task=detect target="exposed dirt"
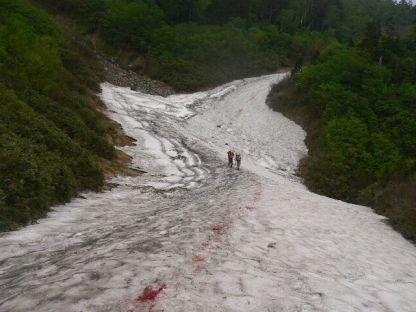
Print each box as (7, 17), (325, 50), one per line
(85, 92), (144, 183)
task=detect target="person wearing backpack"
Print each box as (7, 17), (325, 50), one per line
(235, 153), (241, 170)
(227, 150), (235, 168)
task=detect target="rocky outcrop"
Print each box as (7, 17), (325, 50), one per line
(98, 56), (175, 97)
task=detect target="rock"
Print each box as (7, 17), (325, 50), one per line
(267, 242), (276, 248)
(99, 55), (175, 97)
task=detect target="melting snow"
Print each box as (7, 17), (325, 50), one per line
(0, 74), (416, 312)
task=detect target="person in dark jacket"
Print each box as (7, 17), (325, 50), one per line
(227, 150), (235, 168)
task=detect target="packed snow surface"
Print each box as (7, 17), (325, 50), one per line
(1, 74), (416, 312)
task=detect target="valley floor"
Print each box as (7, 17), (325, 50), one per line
(0, 74), (415, 312)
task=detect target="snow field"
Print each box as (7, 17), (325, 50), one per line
(0, 74), (415, 312)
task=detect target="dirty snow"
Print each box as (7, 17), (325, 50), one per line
(1, 74), (416, 312)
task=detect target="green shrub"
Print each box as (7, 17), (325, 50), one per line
(0, 0), (113, 231)
(288, 41), (416, 240)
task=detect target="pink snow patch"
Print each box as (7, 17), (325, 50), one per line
(245, 203), (256, 211)
(211, 225), (226, 234)
(192, 254), (205, 262)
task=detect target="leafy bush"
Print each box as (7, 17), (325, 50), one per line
(0, 0), (113, 231)
(279, 39), (416, 240)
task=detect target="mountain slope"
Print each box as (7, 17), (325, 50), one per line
(0, 0), (116, 231)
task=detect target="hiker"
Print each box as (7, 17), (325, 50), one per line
(235, 153), (241, 170)
(227, 150), (234, 168)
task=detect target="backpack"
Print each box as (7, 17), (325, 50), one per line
(236, 154), (241, 161)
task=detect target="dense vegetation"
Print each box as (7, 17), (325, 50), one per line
(34, 0), (415, 91)
(269, 22), (416, 240)
(1, 0), (415, 240)
(0, 0), (115, 231)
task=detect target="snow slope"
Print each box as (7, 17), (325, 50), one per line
(0, 74), (416, 312)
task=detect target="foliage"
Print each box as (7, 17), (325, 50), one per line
(290, 38), (416, 239)
(34, 0), (415, 90)
(100, 0), (165, 52)
(0, 0), (115, 231)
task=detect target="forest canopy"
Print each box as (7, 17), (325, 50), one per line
(35, 0), (416, 90)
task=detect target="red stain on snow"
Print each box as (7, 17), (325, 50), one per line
(192, 254), (205, 262)
(137, 284), (166, 301)
(128, 284), (167, 312)
(245, 203), (256, 211)
(238, 189), (262, 217)
(211, 225), (226, 234)
(127, 188), (265, 310)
